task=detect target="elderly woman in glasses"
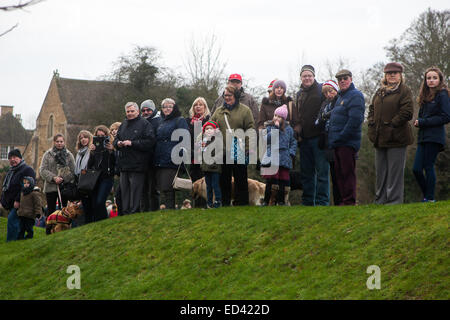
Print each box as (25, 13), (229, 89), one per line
(154, 98), (189, 209)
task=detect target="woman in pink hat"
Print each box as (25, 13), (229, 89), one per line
(260, 104), (297, 205)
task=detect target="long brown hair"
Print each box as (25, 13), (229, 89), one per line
(417, 66), (449, 106)
(76, 130), (93, 151)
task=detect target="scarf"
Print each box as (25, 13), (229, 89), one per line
(223, 101), (238, 111)
(379, 80), (401, 97)
(2, 160), (26, 192)
(190, 113), (205, 125)
(75, 146), (90, 175)
(53, 147), (67, 167)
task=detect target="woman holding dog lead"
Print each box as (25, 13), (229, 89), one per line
(86, 125), (116, 222)
(39, 133), (76, 217)
(211, 85), (255, 206)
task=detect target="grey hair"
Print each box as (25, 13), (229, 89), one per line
(161, 98), (176, 107)
(124, 102), (139, 112)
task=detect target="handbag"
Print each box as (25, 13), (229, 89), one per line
(77, 169), (101, 194)
(172, 162), (193, 191)
(60, 182), (80, 200)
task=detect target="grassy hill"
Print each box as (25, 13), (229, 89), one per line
(0, 201), (448, 300)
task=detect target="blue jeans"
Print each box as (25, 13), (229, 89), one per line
(413, 142), (440, 200)
(299, 136), (330, 206)
(92, 178), (114, 221)
(7, 208), (20, 242)
(205, 172), (221, 207)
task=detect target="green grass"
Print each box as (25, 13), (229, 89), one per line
(0, 201), (449, 300)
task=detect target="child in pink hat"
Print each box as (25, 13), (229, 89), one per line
(260, 104), (297, 206)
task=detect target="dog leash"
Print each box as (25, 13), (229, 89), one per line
(57, 184), (63, 210)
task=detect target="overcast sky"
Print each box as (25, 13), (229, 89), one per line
(1, 0), (448, 129)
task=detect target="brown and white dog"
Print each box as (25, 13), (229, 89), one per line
(192, 177), (266, 206)
(46, 201), (84, 234)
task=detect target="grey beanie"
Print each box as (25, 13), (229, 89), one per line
(301, 65), (315, 76)
(272, 79), (287, 92)
(140, 99), (156, 112)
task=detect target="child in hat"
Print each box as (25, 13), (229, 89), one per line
(198, 120), (222, 208)
(17, 176), (42, 239)
(260, 104), (297, 205)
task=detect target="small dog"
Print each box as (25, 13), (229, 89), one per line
(46, 201), (83, 234)
(192, 177), (266, 206)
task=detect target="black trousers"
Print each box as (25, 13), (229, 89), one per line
(220, 164), (249, 206)
(18, 216), (35, 239)
(120, 171), (145, 215)
(140, 167), (160, 212)
(45, 191), (68, 216)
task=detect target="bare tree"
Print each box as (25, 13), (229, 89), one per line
(0, 0), (44, 37)
(184, 33), (227, 94)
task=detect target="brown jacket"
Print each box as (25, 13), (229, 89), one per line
(18, 187), (42, 219)
(368, 82), (414, 148)
(257, 96), (294, 130)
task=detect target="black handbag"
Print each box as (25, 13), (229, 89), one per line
(60, 182), (80, 200)
(77, 169), (101, 194)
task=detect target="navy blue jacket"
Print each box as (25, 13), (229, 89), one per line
(328, 83), (365, 151)
(146, 112), (163, 166)
(154, 107), (190, 169)
(113, 115), (155, 172)
(0, 161), (36, 210)
(417, 89), (450, 148)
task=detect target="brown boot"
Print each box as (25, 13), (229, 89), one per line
(269, 184), (278, 206)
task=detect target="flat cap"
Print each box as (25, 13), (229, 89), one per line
(335, 69), (352, 78)
(384, 62), (403, 73)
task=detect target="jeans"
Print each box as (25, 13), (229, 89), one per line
(413, 142), (440, 201)
(205, 172), (221, 207)
(299, 137), (330, 206)
(92, 177), (114, 221)
(6, 208), (20, 242)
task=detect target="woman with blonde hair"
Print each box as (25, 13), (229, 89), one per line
(186, 97), (211, 207)
(367, 62), (414, 204)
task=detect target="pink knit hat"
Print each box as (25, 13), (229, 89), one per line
(274, 104), (288, 120)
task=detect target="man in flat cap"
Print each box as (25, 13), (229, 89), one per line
(328, 69), (365, 205)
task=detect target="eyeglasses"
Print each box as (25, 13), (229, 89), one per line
(223, 94), (233, 98)
(141, 108), (151, 112)
(337, 76), (349, 81)
(162, 105), (174, 109)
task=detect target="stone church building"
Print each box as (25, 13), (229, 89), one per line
(23, 72), (136, 174)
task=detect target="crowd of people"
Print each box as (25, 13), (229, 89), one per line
(1, 64), (449, 242)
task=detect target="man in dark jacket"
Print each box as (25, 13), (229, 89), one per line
(114, 102), (155, 215)
(328, 69), (365, 205)
(0, 149), (36, 242)
(211, 73), (259, 122)
(291, 65), (329, 206)
(139, 99), (162, 212)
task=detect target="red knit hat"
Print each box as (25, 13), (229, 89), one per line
(268, 79), (277, 91)
(228, 74), (242, 82)
(202, 120), (219, 132)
